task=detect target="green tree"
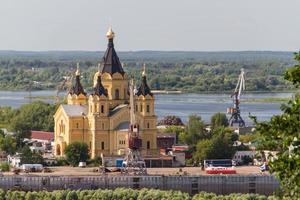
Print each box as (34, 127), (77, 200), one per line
(162, 125), (185, 144)
(210, 112), (229, 130)
(192, 127), (237, 164)
(8, 101), (57, 147)
(20, 146), (44, 164)
(0, 135), (16, 155)
(64, 142), (89, 167)
(252, 52), (300, 198)
(0, 162), (10, 172)
(180, 115), (206, 150)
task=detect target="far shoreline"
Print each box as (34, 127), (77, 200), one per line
(0, 89), (296, 95)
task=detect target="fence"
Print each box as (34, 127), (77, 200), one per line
(0, 175), (279, 195)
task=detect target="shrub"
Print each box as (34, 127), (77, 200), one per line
(66, 191), (78, 200)
(0, 189), (5, 200)
(87, 157), (102, 167)
(0, 188), (296, 200)
(55, 158), (69, 166)
(0, 162), (10, 172)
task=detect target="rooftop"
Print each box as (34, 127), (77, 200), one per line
(31, 130), (54, 141)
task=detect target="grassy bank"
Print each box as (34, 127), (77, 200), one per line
(243, 97), (290, 103)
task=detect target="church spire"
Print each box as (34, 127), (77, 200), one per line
(69, 62), (86, 96)
(101, 26), (125, 76)
(136, 64), (153, 97)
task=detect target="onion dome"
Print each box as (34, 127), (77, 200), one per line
(101, 26), (125, 76)
(92, 64), (108, 97)
(69, 63), (86, 96)
(136, 64), (153, 96)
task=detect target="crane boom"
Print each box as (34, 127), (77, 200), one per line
(129, 79), (135, 125)
(227, 69), (246, 127)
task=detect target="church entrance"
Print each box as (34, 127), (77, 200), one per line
(56, 144), (61, 156)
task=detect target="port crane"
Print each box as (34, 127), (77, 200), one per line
(55, 70), (74, 103)
(227, 69), (245, 127)
(122, 79), (147, 175)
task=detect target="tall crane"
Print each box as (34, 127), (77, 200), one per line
(122, 79), (147, 175)
(227, 69), (246, 127)
(55, 71), (74, 104)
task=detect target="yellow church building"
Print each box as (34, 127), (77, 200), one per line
(54, 27), (158, 159)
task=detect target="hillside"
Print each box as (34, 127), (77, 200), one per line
(0, 51), (295, 92)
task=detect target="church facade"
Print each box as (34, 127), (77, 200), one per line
(54, 27), (158, 158)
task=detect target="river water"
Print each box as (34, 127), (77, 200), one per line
(0, 90), (292, 124)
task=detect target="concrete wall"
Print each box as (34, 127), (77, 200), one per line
(0, 175), (279, 195)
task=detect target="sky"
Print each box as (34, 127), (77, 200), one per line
(0, 0), (299, 51)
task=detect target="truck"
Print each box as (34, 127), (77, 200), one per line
(21, 164), (43, 172)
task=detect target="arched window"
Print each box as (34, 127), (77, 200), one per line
(115, 89), (119, 100)
(146, 105), (150, 113)
(101, 105), (104, 113)
(147, 123), (150, 129)
(140, 105), (143, 112)
(101, 142), (105, 150)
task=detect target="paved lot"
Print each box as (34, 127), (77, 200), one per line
(3, 166), (268, 176)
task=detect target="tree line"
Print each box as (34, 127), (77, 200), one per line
(0, 51), (295, 92)
(0, 188), (286, 200)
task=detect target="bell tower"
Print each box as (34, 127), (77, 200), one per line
(135, 64), (157, 154)
(88, 64), (109, 116)
(67, 63), (87, 105)
(100, 26), (129, 109)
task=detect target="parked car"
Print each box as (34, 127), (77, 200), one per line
(78, 162), (86, 168)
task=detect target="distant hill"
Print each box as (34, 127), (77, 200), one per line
(0, 50), (296, 92)
(0, 50), (295, 63)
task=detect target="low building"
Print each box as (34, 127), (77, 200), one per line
(233, 126), (255, 134)
(157, 133), (176, 150)
(31, 130), (54, 143)
(169, 151), (185, 167)
(144, 156), (174, 168)
(172, 145), (191, 159)
(30, 130), (54, 152)
(7, 154), (21, 168)
(232, 151), (256, 164)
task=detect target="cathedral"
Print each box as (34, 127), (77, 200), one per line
(54, 27), (158, 158)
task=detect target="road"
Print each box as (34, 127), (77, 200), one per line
(4, 166), (268, 176)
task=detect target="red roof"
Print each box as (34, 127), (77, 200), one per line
(31, 131), (54, 141)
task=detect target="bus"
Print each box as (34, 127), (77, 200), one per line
(203, 159), (235, 168)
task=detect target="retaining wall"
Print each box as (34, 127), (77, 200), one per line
(0, 175), (279, 195)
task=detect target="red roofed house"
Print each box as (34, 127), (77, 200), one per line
(30, 131), (54, 152)
(31, 131), (54, 142)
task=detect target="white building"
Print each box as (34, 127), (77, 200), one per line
(232, 151), (256, 164)
(7, 154), (21, 168)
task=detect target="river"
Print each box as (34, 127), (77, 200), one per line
(0, 90), (292, 124)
